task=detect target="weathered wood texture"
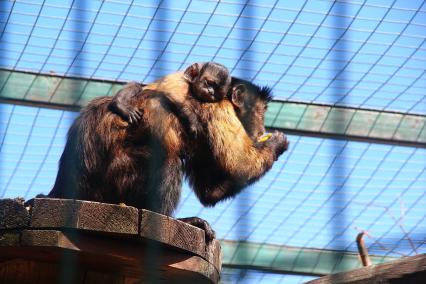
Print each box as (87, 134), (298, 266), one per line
(0, 198), (29, 229)
(0, 198), (221, 284)
(307, 253), (426, 284)
(31, 198), (139, 235)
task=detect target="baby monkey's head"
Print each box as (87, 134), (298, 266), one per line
(184, 62), (231, 102)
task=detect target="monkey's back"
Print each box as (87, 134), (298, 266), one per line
(143, 71), (189, 104)
(49, 91), (187, 214)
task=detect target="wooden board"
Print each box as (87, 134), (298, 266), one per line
(0, 198), (29, 229)
(31, 198), (139, 236)
(307, 253), (426, 284)
(140, 209), (206, 258)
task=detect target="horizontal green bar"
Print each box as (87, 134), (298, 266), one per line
(1, 69), (425, 146)
(0, 69), (124, 105)
(220, 240), (398, 276)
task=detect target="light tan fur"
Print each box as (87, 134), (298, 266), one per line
(143, 71), (189, 105)
(202, 100), (275, 181)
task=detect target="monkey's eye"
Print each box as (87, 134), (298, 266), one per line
(205, 80), (216, 89)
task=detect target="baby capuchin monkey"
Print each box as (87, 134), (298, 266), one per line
(109, 62), (231, 134)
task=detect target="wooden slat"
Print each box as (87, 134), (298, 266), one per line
(0, 232), (20, 246)
(0, 198), (29, 229)
(140, 209), (206, 259)
(306, 253), (426, 284)
(31, 198), (139, 236)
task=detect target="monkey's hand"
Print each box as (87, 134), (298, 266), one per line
(264, 131), (289, 160)
(178, 217), (216, 243)
(109, 101), (142, 125)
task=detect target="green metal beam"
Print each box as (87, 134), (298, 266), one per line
(266, 101), (426, 147)
(1, 69), (425, 147)
(0, 69), (124, 106)
(220, 240), (398, 276)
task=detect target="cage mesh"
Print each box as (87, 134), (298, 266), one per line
(0, 1), (425, 283)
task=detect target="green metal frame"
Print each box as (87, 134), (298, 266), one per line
(1, 69), (425, 147)
(220, 240), (397, 276)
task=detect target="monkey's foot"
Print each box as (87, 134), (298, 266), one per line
(178, 217), (216, 243)
(24, 194), (47, 209)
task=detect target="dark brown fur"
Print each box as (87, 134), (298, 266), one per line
(49, 87), (187, 215)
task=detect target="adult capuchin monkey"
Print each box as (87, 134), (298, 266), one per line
(45, 65), (289, 242)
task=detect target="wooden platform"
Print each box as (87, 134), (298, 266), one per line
(0, 198), (221, 284)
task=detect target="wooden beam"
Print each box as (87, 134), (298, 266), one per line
(306, 253), (426, 284)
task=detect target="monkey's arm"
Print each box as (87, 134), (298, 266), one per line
(170, 100), (203, 136)
(187, 101), (288, 206)
(207, 101), (287, 179)
(109, 82), (143, 124)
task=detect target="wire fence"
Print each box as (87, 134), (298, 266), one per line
(0, 1), (425, 283)
(0, 0), (424, 111)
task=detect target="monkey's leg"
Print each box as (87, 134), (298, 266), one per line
(181, 106), (202, 136)
(136, 149), (184, 215)
(154, 157), (184, 216)
(178, 217), (216, 243)
(171, 101), (203, 136)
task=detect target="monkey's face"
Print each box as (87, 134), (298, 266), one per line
(249, 100), (268, 140)
(238, 96), (267, 141)
(185, 62), (231, 103)
(230, 81), (272, 142)
(192, 75), (230, 102)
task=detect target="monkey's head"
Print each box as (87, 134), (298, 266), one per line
(184, 62), (231, 102)
(229, 77), (273, 141)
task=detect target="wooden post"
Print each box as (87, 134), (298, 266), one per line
(0, 198), (221, 284)
(356, 232), (371, 267)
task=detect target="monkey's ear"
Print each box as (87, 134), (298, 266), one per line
(231, 84), (246, 108)
(183, 63), (201, 82)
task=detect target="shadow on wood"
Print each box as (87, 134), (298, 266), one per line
(0, 198), (221, 284)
